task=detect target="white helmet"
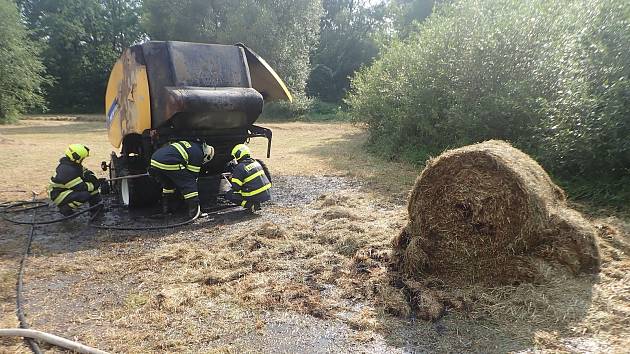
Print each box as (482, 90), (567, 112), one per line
(202, 142), (214, 164)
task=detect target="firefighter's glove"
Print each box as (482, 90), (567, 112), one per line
(99, 178), (110, 195)
(84, 171), (99, 184)
(225, 159), (237, 173)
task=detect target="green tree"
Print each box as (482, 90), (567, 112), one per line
(388, 0), (437, 37)
(306, 0), (387, 102)
(141, 0), (209, 42)
(20, 0), (144, 112)
(142, 0), (323, 95)
(0, 0), (47, 122)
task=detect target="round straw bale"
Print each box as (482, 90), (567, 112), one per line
(394, 140), (599, 285)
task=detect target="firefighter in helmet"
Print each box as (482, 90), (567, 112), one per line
(149, 140), (215, 217)
(48, 144), (103, 216)
(225, 144), (271, 211)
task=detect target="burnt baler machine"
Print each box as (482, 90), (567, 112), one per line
(103, 41), (292, 208)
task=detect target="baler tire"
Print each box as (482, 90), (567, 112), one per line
(111, 154), (160, 208)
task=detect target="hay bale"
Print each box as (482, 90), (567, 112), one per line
(394, 140), (599, 285)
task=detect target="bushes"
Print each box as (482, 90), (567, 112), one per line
(350, 0), (553, 157)
(536, 0), (630, 179)
(261, 97), (348, 122)
(260, 96), (313, 121)
(348, 0), (630, 203)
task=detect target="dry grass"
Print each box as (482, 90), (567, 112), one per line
(249, 122), (419, 202)
(0, 120), (628, 353)
(0, 120), (112, 198)
(23, 114), (106, 122)
(0, 245), (24, 352)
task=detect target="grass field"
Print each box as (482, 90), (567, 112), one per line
(0, 119), (628, 353)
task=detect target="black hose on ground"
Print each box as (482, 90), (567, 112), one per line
(1, 196), (241, 231)
(15, 195), (43, 354)
(87, 205), (244, 231)
(87, 204), (202, 230)
(1, 202), (103, 225)
(1, 201), (48, 213)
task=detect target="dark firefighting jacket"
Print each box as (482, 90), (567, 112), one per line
(230, 157), (271, 202)
(48, 157), (99, 205)
(150, 141), (204, 175)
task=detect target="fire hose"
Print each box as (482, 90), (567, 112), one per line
(0, 194), (111, 353)
(13, 195), (42, 354)
(0, 329), (109, 354)
(1, 201), (104, 225)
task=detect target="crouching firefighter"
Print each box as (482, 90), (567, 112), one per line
(149, 140), (215, 218)
(225, 144), (271, 211)
(48, 144), (102, 216)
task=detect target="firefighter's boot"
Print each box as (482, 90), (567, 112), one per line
(186, 199), (200, 219)
(58, 205), (75, 216)
(163, 194), (181, 215)
(161, 197), (170, 215)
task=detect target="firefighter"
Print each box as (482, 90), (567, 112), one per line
(149, 140), (215, 217)
(225, 144), (271, 211)
(48, 144), (102, 216)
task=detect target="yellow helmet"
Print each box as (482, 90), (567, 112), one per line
(231, 144), (251, 161)
(65, 144), (90, 163)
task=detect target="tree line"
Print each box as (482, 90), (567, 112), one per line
(0, 0), (433, 119)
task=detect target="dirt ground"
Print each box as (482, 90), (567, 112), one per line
(0, 119), (629, 353)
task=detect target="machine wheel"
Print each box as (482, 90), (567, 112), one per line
(256, 159), (272, 183)
(119, 175), (160, 207)
(110, 153), (161, 207)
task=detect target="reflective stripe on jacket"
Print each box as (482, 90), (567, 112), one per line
(48, 157), (97, 205)
(150, 141), (203, 174)
(230, 157), (271, 202)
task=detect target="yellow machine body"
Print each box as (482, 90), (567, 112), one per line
(105, 49), (152, 149)
(237, 44), (293, 102)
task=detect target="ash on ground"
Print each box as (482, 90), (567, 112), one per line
(270, 175), (359, 207)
